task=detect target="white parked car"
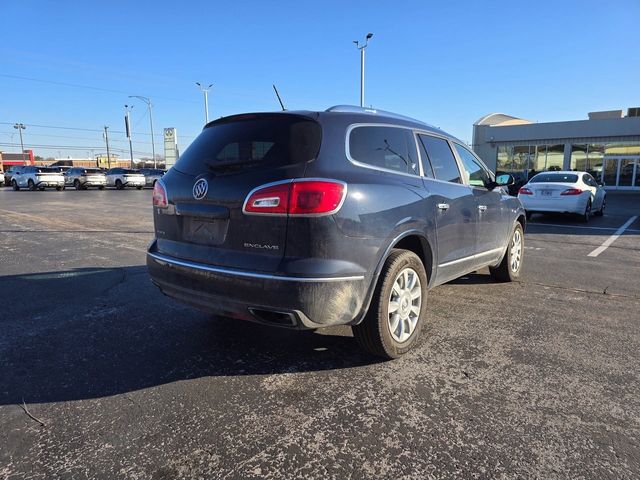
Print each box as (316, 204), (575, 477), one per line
(0, 171), (4, 187)
(65, 167), (107, 190)
(12, 166), (65, 191)
(518, 171), (606, 222)
(105, 168), (146, 190)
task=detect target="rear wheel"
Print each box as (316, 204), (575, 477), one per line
(136, 185), (143, 190)
(580, 200), (592, 223)
(115, 179), (124, 190)
(98, 185), (105, 190)
(490, 223), (524, 282)
(28, 179), (36, 191)
(56, 186), (63, 191)
(352, 249), (428, 359)
(74, 179), (82, 190)
(594, 196), (605, 217)
(12, 180), (20, 191)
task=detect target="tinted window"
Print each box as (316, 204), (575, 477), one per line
(530, 173), (578, 183)
(416, 135), (435, 178)
(349, 126), (419, 176)
(419, 135), (461, 183)
(454, 143), (492, 188)
(174, 114), (322, 176)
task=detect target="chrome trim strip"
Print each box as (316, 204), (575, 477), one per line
(438, 247), (503, 268)
(148, 251), (365, 282)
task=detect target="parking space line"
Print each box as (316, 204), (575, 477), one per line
(528, 223), (640, 233)
(587, 216), (638, 258)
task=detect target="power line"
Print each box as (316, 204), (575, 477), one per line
(0, 141), (153, 156)
(0, 121), (196, 140)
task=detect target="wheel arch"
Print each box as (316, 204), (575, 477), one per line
(352, 229), (435, 326)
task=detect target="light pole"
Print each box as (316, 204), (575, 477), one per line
(13, 123), (26, 163)
(124, 104), (135, 169)
(353, 33), (373, 107)
(103, 126), (112, 169)
(196, 82), (213, 124)
(129, 95), (156, 168)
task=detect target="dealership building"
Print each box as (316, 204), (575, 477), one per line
(472, 108), (640, 190)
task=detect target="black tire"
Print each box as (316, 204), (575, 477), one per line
(580, 200), (592, 223)
(115, 179), (124, 190)
(525, 211), (532, 221)
(74, 179), (82, 190)
(136, 186), (143, 190)
(12, 180), (20, 191)
(28, 179), (36, 191)
(56, 186), (63, 191)
(489, 222), (524, 282)
(98, 185), (105, 190)
(352, 249), (428, 359)
(594, 196), (605, 217)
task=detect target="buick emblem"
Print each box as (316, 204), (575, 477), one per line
(192, 178), (208, 200)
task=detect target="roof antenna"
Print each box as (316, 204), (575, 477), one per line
(273, 84), (286, 111)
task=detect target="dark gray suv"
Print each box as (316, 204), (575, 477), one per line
(147, 106), (525, 358)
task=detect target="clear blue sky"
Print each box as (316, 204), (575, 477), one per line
(1, 0), (639, 159)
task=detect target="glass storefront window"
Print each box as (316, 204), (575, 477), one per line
(533, 145), (547, 173)
(571, 144), (588, 171)
(512, 146), (531, 173)
(496, 146), (513, 172)
(604, 142), (640, 157)
(546, 145), (564, 171)
(587, 144), (604, 178)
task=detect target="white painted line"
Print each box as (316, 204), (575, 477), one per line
(529, 223), (640, 233)
(587, 216), (638, 258)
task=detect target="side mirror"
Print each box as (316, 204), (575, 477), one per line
(495, 174), (514, 186)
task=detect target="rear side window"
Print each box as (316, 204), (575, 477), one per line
(349, 126), (419, 176)
(453, 143), (492, 188)
(419, 135), (461, 183)
(174, 114), (322, 176)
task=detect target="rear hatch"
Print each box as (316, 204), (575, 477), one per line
(84, 170), (106, 182)
(35, 168), (64, 182)
(124, 170), (145, 182)
(154, 113), (322, 273)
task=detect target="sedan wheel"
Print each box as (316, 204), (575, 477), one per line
(594, 197), (605, 217)
(581, 201), (591, 223)
(28, 179), (36, 191)
(12, 180), (20, 191)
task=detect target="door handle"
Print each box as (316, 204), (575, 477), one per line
(478, 205), (487, 212)
(437, 203), (450, 211)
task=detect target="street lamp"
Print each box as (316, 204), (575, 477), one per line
(353, 33), (373, 107)
(196, 82), (213, 124)
(129, 95), (156, 168)
(124, 104), (135, 168)
(13, 123), (26, 163)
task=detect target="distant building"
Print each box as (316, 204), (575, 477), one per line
(472, 108), (640, 190)
(0, 150), (34, 170)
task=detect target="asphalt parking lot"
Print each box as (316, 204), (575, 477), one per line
(1, 188), (639, 479)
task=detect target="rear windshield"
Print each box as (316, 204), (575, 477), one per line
(124, 170), (139, 174)
(530, 173), (578, 183)
(84, 168), (102, 174)
(173, 114), (322, 175)
(36, 167), (58, 173)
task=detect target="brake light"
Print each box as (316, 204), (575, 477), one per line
(560, 188), (583, 196)
(152, 180), (168, 208)
(518, 187), (533, 195)
(244, 180), (346, 216)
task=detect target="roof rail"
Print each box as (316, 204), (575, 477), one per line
(325, 105), (434, 128)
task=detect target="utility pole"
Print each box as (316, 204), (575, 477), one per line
(103, 126), (112, 169)
(353, 33), (373, 107)
(125, 104), (134, 169)
(129, 95), (156, 168)
(13, 123), (26, 163)
(196, 82), (213, 124)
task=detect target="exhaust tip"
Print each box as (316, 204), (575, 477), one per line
(248, 308), (298, 327)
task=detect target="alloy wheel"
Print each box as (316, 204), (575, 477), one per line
(387, 267), (422, 343)
(510, 229), (522, 273)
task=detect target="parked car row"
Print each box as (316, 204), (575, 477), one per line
(1, 166), (165, 191)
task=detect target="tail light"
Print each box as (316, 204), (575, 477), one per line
(244, 179), (346, 216)
(560, 188), (583, 196)
(518, 187), (533, 195)
(152, 180), (168, 208)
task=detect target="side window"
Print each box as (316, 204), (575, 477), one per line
(583, 174), (597, 187)
(416, 134), (435, 178)
(419, 135), (461, 183)
(349, 126), (420, 176)
(454, 143), (492, 188)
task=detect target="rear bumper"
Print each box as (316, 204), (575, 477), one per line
(146, 242), (368, 329)
(519, 195), (587, 214)
(36, 180), (65, 187)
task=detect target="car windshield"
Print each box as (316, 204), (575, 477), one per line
(530, 173), (578, 183)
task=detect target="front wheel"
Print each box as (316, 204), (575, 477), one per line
(115, 179), (124, 190)
(12, 180), (20, 191)
(490, 223), (524, 282)
(352, 249), (428, 359)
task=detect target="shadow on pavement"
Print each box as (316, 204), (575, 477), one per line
(0, 266), (379, 406)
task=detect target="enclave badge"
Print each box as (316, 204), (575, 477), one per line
(193, 178), (208, 200)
